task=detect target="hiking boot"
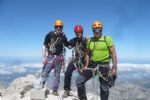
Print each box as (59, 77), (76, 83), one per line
(62, 90), (70, 98)
(53, 90), (58, 96)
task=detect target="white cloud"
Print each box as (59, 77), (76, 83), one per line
(0, 64), (13, 75)
(118, 63), (150, 73)
(0, 63), (150, 76)
(20, 63), (42, 68)
(13, 65), (27, 73)
(0, 69), (13, 75)
(0, 63), (42, 75)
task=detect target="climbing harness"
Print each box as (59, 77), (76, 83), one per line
(86, 64), (117, 99)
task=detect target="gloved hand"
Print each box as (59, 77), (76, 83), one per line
(108, 66), (117, 88)
(111, 65), (117, 76)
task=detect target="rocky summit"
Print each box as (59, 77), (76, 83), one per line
(0, 74), (150, 100)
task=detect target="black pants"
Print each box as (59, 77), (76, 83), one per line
(76, 66), (110, 100)
(64, 62), (76, 91)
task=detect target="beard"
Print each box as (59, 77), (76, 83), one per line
(94, 32), (102, 39)
(55, 29), (62, 35)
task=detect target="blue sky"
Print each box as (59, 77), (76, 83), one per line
(0, 0), (150, 61)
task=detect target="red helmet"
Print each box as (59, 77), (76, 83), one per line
(74, 25), (83, 33)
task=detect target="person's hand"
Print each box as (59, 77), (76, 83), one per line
(67, 45), (72, 49)
(42, 57), (47, 65)
(111, 65), (117, 76)
(61, 63), (66, 73)
(80, 65), (88, 72)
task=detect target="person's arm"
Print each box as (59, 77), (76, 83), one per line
(42, 45), (47, 65)
(81, 49), (90, 72)
(67, 38), (76, 49)
(83, 38), (91, 69)
(63, 34), (70, 48)
(84, 49), (90, 68)
(109, 45), (117, 75)
(42, 33), (50, 65)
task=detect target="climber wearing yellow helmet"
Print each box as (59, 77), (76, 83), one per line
(40, 20), (69, 96)
(76, 21), (118, 100)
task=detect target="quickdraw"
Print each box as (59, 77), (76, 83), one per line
(73, 60), (84, 72)
(72, 39), (86, 71)
(74, 40), (86, 60)
(48, 37), (59, 53)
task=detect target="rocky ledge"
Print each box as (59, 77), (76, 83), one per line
(0, 74), (150, 100)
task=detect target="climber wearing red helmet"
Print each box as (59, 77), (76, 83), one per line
(74, 25), (83, 39)
(62, 25), (88, 98)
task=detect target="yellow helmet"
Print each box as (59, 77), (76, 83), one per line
(54, 20), (63, 27)
(92, 21), (103, 29)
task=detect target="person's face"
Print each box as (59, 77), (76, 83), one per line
(75, 32), (82, 39)
(93, 28), (102, 39)
(55, 26), (63, 34)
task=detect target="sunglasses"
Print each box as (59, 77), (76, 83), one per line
(55, 26), (63, 29)
(93, 29), (102, 33)
(75, 32), (82, 34)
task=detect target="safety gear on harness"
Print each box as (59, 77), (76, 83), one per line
(92, 21), (103, 29)
(55, 20), (63, 27)
(48, 37), (59, 53)
(74, 25), (83, 33)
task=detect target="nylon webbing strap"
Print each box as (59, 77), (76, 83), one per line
(104, 36), (111, 59)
